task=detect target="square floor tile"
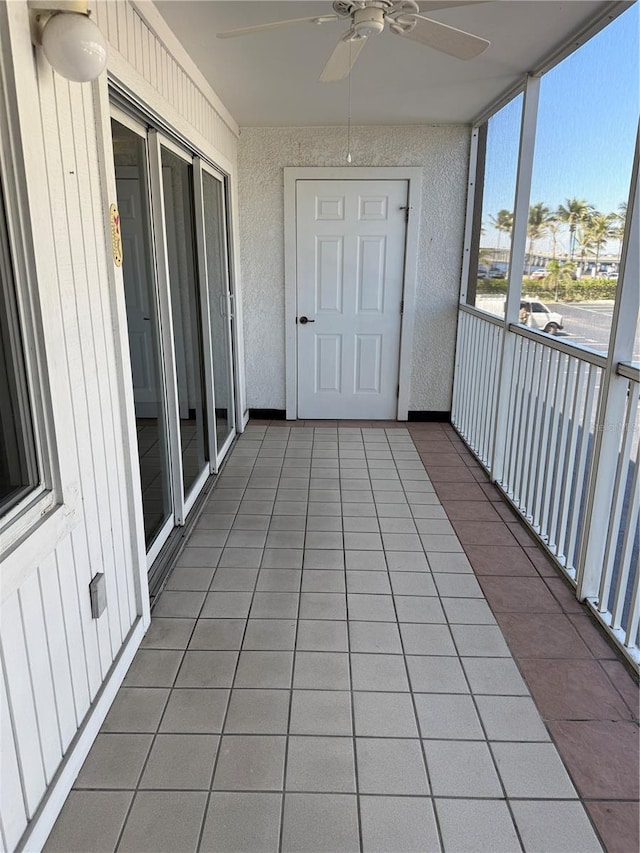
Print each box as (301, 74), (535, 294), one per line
(177, 547), (222, 568)
(152, 590), (206, 618)
(492, 742), (578, 797)
(102, 688), (169, 733)
(265, 530), (305, 549)
(343, 517), (379, 532)
(434, 573), (483, 598)
(189, 619), (245, 650)
(511, 801), (604, 853)
(414, 693), (483, 739)
(75, 733), (151, 789)
(353, 692), (418, 737)
(389, 573), (437, 596)
(281, 794), (359, 853)
(289, 691), (352, 735)
(343, 532), (383, 551)
(386, 552), (429, 571)
(224, 689), (290, 734)
(296, 620), (349, 652)
(226, 530), (268, 549)
(250, 592), (299, 619)
(347, 593), (396, 622)
(436, 798), (520, 853)
(286, 736), (355, 792)
(243, 619), (297, 650)
(462, 657), (529, 696)
(360, 796), (439, 853)
(202, 592), (253, 619)
(306, 516), (343, 532)
(382, 533), (423, 551)
(345, 551), (387, 570)
(269, 516), (307, 531)
(441, 597), (496, 624)
(476, 695), (549, 741)
(118, 791), (207, 853)
(346, 572), (391, 594)
(262, 548), (303, 569)
(160, 689), (228, 733)
(394, 596), (446, 624)
(200, 792), (282, 853)
(234, 651), (293, 688)
(356, 738), (429, 794)
(299, 592), (347, 620)
(351, 653), (409, 691)
(165, 566), (216, 591)
(176, 651), (238, 688)
(213, 735), (286, 791)
(303, 550), (345, 570)
(219, 548), (263, 569)
(293, 651), (350, 689)
(400, 624), (457, 656)
(140, 734), (218, 789)
(302, 570), (346, 593)
(141, 619), (195, 650)
(349, 621), (402, 654)
(406, 655), (468, 693)
(234, 515), (270, 531)
(424, 739), (502, 797)
(257, 569), (302, 592)
(123, 650), (183, 688)
(210, 567), (258, 592)
(427, 553), (473, 573)
(43, 791), (133, 853)
(450, 624), (511, 657)
(305, 531), (343, 549)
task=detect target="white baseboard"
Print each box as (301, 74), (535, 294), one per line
(18, 619), (146, 853)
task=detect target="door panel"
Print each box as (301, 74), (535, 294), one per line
(111, 120), (172, 549)
(297, 179), (408, 419)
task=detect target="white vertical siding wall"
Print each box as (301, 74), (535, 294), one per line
(0, 2), (240, 850)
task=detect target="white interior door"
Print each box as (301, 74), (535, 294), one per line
(296, 179), (408, 419)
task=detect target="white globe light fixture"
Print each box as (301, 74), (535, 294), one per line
(30, 2), (107, 83)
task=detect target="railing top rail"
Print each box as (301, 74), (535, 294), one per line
(617, 361), (640, 383)
(507, 323), (609, 368)
(459, 303), (505, 328)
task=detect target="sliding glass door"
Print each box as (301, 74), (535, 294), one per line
(111, 111), (237, 565)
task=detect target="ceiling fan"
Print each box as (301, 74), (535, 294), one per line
(216, 1), (491, 82)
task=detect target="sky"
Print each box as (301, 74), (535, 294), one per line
(481, 2), (639, 253)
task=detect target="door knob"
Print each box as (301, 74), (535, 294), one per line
(299, 316), (315, 325)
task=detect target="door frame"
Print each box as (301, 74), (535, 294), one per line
(284, 167), (422, 420)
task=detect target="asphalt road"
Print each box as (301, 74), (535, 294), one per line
(547, 301), (640, 362)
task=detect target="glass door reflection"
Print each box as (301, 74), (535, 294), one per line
(159, 146), (209, 499)
(201, 169), (235, 459)
(111, 118), (172, 550)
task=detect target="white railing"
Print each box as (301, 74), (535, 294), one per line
(590, 365), (639, 653)
(452, 306), (639, 664)
(452, 306), (503, 469)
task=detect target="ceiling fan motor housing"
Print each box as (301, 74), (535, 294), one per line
(352, 6), (385, 37)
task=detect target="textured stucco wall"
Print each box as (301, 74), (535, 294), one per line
(238, 125), (470, 411)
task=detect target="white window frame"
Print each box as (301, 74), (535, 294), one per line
(0, 22), (61, 569)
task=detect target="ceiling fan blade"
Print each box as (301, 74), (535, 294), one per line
(418, 1), (491, 11)
(217, 15), (338, 40)
(396, 15), (490, 59)
(319, 34), (367, 83)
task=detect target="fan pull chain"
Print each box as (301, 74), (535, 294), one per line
(346, 39), (352, 163)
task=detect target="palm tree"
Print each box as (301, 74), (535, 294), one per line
(613, 202), (627, 262)
(527, 202), (552, 272)
(587, 213), (616, 275)
(546, 216), (562, 260)
(546, 259), (576, 302)
(575, 226), (596, 276)
(489, 209), (514, 259)
(556, 198), (594, 261)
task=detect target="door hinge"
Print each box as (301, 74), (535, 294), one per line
(400, 300), (404, 315)
(396, 384), (400, 398)
(400, 205), (412, 222)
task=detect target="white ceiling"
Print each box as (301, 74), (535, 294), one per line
(155, 0), (612, 125)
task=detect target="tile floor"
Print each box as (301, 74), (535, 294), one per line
(45, 423), (636, 853)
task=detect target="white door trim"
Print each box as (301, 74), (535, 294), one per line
(284, 167), (422, 420)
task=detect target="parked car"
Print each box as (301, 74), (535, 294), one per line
(520, 299), (564, 334)
(529, 268), (549, 281)
(477, 264), (489, 279)
(488, 266), (505, 279)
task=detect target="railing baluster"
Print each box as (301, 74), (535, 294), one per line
(556, 360), (587, 565)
